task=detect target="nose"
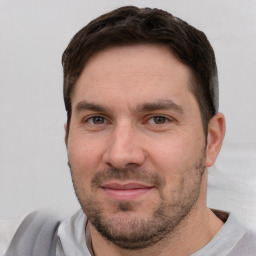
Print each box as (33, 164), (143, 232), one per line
(102, 123), (146, 169)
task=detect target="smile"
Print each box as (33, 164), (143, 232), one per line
(100, 182), (154, 200)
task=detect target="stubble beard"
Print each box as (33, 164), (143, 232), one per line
(70, 155), (205, 250)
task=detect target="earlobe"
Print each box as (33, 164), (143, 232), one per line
(205, 113), (226, 167)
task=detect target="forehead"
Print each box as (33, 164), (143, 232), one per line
(72, 44), (195, 108)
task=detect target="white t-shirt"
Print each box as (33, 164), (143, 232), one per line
(1, 209), (255, 256)
(56, 209), (256, 256)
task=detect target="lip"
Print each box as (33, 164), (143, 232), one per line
(100, 182), (154, 200)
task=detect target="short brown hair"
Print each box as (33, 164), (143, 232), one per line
(62, 6), (218, 135)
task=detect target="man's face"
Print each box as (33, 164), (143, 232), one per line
(66, 44), (209, 249)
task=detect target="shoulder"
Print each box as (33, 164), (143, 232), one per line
(1, 211), (61, 256)
(193, 211), (256, 256)
(0, 213), (30, 256)
(228, 228), (256, 255)
(218, 211), (256, 255)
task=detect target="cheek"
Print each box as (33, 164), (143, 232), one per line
(147, 135), (204, 186)
(67, 136), (104, 180)
(149, 134), (201, 166)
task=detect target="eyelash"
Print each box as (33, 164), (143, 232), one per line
(85, 116), (107, 125)
(147, 115), (170, 125)
(84, 115), (172, 126)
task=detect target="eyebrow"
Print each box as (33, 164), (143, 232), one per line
(135, 100), (184, 113)
(75, 101), (108, 113)
(74, 99), (184, 114)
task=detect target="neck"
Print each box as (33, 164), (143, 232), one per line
(89, 172), (224, 256)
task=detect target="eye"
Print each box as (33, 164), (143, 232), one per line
(87, 116), (106, 125)
(148, 116), (169, 124)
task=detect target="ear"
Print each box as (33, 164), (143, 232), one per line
(64, 123), (68, 146)
(205, 113), (226, 167)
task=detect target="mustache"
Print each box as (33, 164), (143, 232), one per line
(90, 167), (166, 189)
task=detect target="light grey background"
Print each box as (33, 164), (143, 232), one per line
(0, 0), (255, 227)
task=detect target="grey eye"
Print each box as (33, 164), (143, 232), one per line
(91, 116), (105, 124)
(153, 116), (167, 124)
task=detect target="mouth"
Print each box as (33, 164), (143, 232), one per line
(100, 181), (154, 200)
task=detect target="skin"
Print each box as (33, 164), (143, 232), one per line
(66, 44), (226, 256)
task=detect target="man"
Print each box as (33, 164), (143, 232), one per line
(1, 5), (255, 256)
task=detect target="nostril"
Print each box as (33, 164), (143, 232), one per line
(103, 146), (146, 169)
